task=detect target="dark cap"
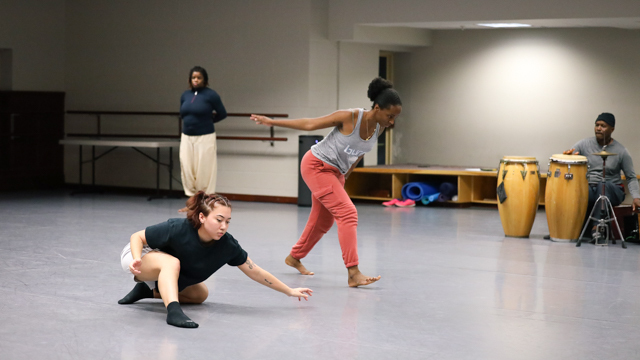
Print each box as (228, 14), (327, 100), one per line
(596, 112), (615, 127)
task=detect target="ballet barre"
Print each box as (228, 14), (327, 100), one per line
(58, 138), (181, 200)
(66, 110), (289, 146)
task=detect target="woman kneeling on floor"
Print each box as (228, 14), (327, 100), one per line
(118, 191), (312, 328)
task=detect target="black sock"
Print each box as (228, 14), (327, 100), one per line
(118, 282), (154, 304)
(166, 301), (199, 328)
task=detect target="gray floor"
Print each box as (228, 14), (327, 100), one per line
(2, 191), (640, 360)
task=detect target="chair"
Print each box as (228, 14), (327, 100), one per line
(611, 183), (639, 242)
(612, 205), (634, 240)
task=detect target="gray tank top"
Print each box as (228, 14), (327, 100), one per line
(311, 108), (380, 174)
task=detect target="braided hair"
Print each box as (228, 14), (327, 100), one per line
(184, 191), (231, 229)
(367, 77), (402, 110)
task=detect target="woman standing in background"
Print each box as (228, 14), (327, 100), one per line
(179, 66), (227, 196)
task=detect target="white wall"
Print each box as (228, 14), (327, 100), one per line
(5, 1), (640, 198)
(63, 0), (317, 196)
(0, 0), (65, 91)
(393, 28), (640, 171)
(337, 42), (382, 165)
(309, 0), (339, 117)
(392, 52), (414, 164)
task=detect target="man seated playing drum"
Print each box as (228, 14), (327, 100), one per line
(559, 112), (640, 238)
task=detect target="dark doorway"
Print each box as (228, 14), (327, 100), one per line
(377, 53), (391, 165)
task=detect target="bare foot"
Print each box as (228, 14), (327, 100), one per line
(177, 207), (188, 213)
(285, 254), (314, 275)
(347, 266), (381, 287)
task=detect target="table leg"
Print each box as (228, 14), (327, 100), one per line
(169, 147), (173, 191)
(78, 145), (82, 185)
(72, 144), (102, 196)
(91, 145), (96, 186)
(156, 147), (160, 196)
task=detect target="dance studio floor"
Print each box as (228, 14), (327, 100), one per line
(2, 190), (640, 359)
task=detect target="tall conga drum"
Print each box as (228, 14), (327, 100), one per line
(497, 156), (540, 237)
(545, 154), (589, 241)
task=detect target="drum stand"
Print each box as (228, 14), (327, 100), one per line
(575, 189), (626, 248)
(576, 148), (627, 249)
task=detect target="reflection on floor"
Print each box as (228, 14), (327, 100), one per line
(1, 190), (640, 360)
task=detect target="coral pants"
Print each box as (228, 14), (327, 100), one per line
(291, 151), (359, 268)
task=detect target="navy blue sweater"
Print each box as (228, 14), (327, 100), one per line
(180, 87), (227, 136)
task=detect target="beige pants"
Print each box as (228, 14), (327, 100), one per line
(180, 132), (217, 196)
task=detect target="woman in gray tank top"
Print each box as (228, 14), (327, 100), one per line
(250, 78), (402, 287)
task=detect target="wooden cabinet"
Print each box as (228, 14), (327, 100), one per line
(0, 91), (65, 190)
(345, 165), (548, 205)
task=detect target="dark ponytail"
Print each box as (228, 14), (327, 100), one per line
(367, 77), (402, 110)
(183, 191), (231, 229)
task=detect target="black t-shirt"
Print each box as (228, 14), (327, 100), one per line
(145, 218), (248, 291)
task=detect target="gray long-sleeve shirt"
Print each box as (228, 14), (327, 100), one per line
(573, 137), (640, 198)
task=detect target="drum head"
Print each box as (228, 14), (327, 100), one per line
(549, 154), (588, 164)
(501, 156), (538, 164)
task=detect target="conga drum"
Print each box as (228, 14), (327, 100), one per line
(545, 154), (589, 241)
(497, 156), (540, 237)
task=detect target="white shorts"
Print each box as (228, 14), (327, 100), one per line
(120, 243), (161, 290)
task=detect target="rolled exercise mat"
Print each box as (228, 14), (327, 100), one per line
(421, 192), (441, 205)
(401, 182), (439, 201)
(437, 182), (458, 202)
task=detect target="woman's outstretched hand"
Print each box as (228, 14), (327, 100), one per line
(289, 288), (313, 301)
(250, 114), (273, 126)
